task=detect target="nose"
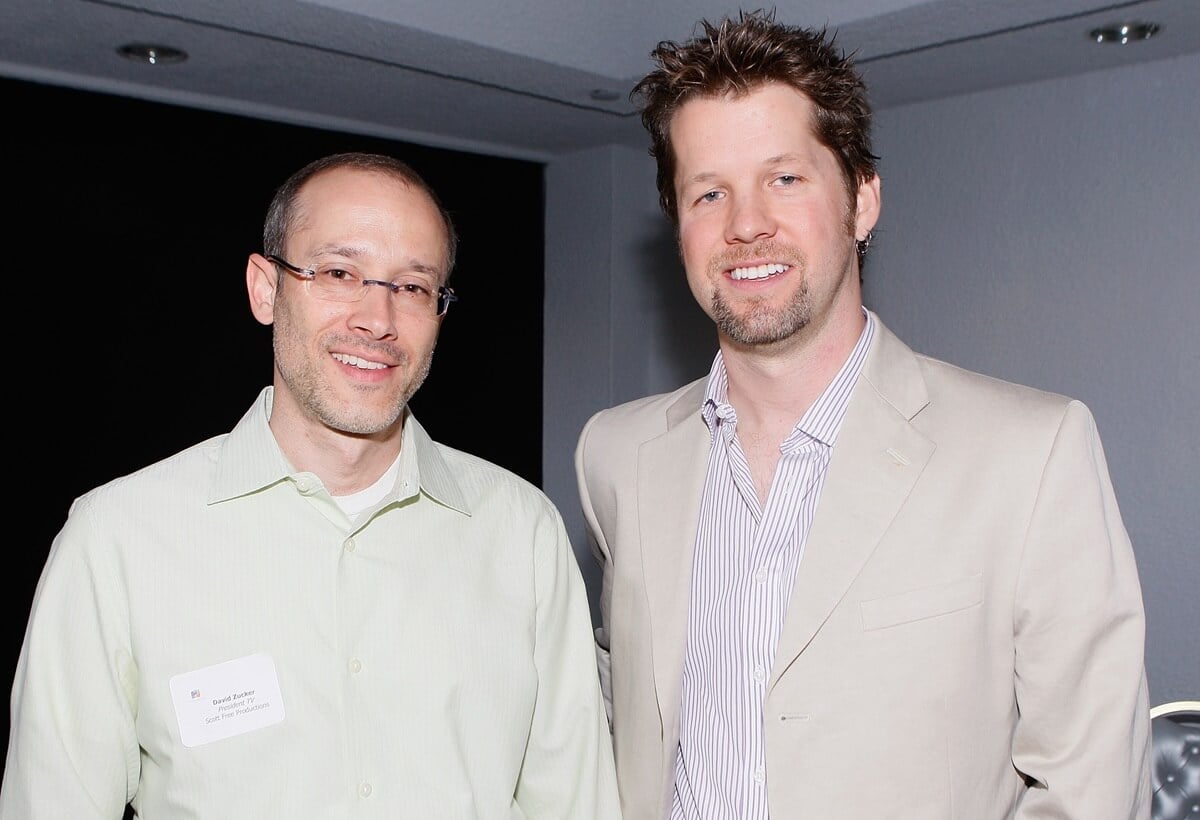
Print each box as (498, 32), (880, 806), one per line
(347, 283), (398, 340)
(725, 190), (777, 245)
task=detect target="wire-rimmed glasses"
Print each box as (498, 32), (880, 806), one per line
(267, 255), (458, 318)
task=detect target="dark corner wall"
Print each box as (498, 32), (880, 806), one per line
(3, 75), (545, 758)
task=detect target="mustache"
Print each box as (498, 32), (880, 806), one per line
(323, 334), (411, 363)
(708, 240), (803, 273)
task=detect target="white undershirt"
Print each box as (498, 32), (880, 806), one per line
(332, 452), (402, 519)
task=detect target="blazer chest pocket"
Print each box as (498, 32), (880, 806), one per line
(859, 574), (983, 631)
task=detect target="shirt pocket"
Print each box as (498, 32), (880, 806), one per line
(859, 573), (983, 631)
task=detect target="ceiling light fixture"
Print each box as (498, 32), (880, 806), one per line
(1088, 22), (1160, 44)
(589, 88), (621, 102)
(117, 43), (189, 65)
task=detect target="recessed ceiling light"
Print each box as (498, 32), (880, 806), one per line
(589, 88), (621, 102)
(117, 43), (189, 65)
(1088, 22), (1160, 45)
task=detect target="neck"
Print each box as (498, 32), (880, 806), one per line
(267, 393), (404, 497)
(721, 306), (865, 430)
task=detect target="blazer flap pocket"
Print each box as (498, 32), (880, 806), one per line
(859, 574), (983, 631)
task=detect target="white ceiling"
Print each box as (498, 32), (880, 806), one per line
(3, 0), (1197, 161)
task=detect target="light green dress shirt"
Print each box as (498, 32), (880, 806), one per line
(0, 387), (619, 819)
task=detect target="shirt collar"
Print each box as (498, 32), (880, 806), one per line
(700, 309), (876, 447)
(208, 387), (470, 515)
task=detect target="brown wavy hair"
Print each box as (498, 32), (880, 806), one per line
(633, 8), (878, 224)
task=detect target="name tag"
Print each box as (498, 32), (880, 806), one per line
(169, 653), (286, 748)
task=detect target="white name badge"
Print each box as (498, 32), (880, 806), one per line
(169, 652), (286, 748)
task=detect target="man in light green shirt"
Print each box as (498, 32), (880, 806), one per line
(0, 152), (620, 819)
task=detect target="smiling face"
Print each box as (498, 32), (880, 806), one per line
(672, 82), (880, 352)
(247, 166), (449, 440)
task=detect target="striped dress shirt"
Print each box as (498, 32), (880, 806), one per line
(671, 312), (876, 819)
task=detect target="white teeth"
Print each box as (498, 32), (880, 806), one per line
(332, 353), (388, 370)
(730, 263), (788, 281)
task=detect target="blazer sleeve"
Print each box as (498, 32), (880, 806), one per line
(574, 410), (614, 725)
(1010, 400), (1151, 819)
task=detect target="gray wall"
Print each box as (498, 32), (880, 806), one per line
(544, 145), (715, 621)
(543, 52), (1199, 703)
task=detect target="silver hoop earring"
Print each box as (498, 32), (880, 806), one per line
(856, 230), (874, 256)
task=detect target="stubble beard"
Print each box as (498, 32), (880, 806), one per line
(711, 282), (813, 346)
(272, 293), (434, 436)
(708, 242), (813, 346)
(706, 210), (859, 347)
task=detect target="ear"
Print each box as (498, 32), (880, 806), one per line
(246, 253), (278, 326)
(854, 173), (882, 240)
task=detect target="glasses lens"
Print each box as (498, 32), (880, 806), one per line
(308, 268), (363, 303)
(282, 258), (449, 317)
(389, 280), (440, 317)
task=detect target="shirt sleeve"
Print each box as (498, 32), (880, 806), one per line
(0, 497), (138, 819)
(511, 499), (621, 819)
(1010, 400), (1152, 819)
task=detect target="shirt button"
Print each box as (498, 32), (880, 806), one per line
(754, 567), (768, 583)
(344, 538), (356, 553)
(349, 658), (363, 674)
(753, 666), (765, 683)
(358, 782), (373, 798)
(753, 766), (765, 784)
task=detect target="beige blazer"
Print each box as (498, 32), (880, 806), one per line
(575, 312), (1151, 820)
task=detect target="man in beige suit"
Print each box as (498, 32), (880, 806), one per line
(575, 10), (1151, 820)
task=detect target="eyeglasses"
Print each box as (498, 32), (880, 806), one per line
(267, 255), (458, 318)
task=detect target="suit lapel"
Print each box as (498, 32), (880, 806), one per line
(638, 382), (709, 742)
(770, 317), (935, 687)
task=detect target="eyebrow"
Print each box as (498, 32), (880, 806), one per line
(680, 153), (809, 188)
(681, 171), (719, 189)
(405, 260), (443, 279)
(763, 152), (804, 166)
